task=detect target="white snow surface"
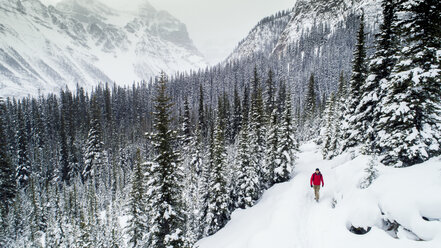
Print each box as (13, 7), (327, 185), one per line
(197, 142), (441, 248)
(273, 0), (382, 55)
(228, 0), (383, 61)
(0, 0), (207, 98)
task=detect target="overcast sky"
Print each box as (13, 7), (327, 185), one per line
(42, 0), (295, 65)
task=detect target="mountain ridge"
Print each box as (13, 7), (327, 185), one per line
(227, 0), (382, 61)
(0, 0), (206, 98)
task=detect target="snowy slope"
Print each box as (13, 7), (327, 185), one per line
(228, 0), (382, 60)
(196, 143), (441, 248)
(273, 0), (382, 54)
(0, 0), (206, 98)
(226, 9), (293, 62)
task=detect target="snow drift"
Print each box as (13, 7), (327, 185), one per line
(196, 142), (441, 248)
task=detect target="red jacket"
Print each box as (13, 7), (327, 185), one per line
(310, 173), (324, 186)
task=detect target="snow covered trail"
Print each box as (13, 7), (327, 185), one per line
(196, 142), (441, 248)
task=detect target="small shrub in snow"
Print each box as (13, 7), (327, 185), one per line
(360, 156), (379, 189)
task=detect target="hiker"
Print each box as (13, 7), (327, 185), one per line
(310, 168), (324, 202)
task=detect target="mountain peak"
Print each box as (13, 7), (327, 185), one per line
(0, 0), (206, 98)
(55, 0), (118, 21)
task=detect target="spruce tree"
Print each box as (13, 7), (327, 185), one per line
(85, 178), (99, 246)
(126, 149), (146, 247)
(180, 97), (192, 148)
(376, 0), (441, 166)
(146, 73), (188, 247)
(184, 125), (204, 242)
(234, 123), (259, 209)
(265, 69), (275, 116)
(275, 90), (297, 183)
(304, 73), (317, 121)
(83, 96), (105, 182)
(180, 97), (203, 242)
(78, 205), (92, 247)
(198, 84), (206, 139)
(223, 93), (233, 144)
(232, 84), (242, 142)
(0, 100), (16, 248)
(331, 72), (348, 155)
(355, 0), (399, 152)
(60, 115), (70, 183)
(204, 115), (230, 235)
(29, 178), (43, 246)
(15, 105), (31, 188)
(265, 108), (279, 188)
(322, 93), (337, 159)
(341, 13), (368, 152)
(242, 85), (250, 127)
(248, 67), (266, 190)
(0, 99), (16, 219)
(277, 81), (287, 115)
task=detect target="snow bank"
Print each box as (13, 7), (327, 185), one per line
(196, 142), (441, 248)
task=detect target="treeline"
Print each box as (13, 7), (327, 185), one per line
(1, 0), (436, 246)
(0, 60), (327, 246)
(321, 0), (441, 166)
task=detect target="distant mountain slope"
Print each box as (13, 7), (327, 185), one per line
(226, 0), (382, 102)
(0, 0), (206, 98)
(226, 9), (293, 62)
(228, 0), (382, 61)
(273, 0), (381, 55)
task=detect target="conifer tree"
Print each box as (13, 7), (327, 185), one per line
(83, 96), (105, 182)
(322, 93), (337, 159)
(86, 179), (100, 247)
(180, 97), (203, 242)
(265, 108), (279, 188)
(242, 85), (250, 127)
(341, 13), (368, 152)
(222, 92), (233, 144)
(0, 99), (16, 220)
(232, 84), (242, 141)
(330, 72), (348, 155)
(376, 0), (441, 166)
(184, 125), (204, 242)
(198, 132), (211, 237)
(198, 84), (206, 139)
(304, 73), (317, 121)
(60, 115), (70, 183)
(15, 105), (31, 188)
(78, 208), (92, 247)
(180, 97), (192, 147)
(249, 67), (266, 190)
(265, 69), (275, 116)
(234, 123), (259, 209)
(126, 149), (146, 247)
(277, 81), (287, 115)
(204, 114), (230, 235)
(45, 185), (64, 247)
(29, 178), (43, 246)
(146, 73), (188, 247)
(275, 90), (297, 183)
(355, 0), (399, 152)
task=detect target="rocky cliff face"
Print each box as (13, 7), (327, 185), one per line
(228, 0), (382, 61)
(226, 0), (382, 99)
(0, 0), (206, 98)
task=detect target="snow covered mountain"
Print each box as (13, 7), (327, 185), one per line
(228, 0), (382, 61)
(197, 143), (441, 248)
(226, 9), (293, 62)
(0, 0), (206, 98)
